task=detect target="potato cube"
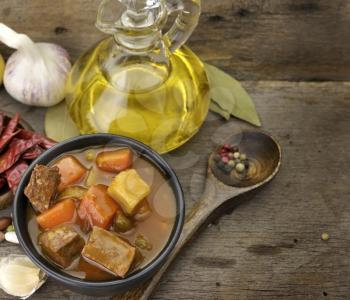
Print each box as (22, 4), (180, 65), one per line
(107, 169), (150, 215)
(82, 226), (136, 278)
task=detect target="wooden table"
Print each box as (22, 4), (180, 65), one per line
(1, 1), (350, 299)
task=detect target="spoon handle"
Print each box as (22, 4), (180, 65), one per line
(115, 179), (240, 300)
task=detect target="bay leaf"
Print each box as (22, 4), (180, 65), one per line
(205, 63), (261, 127)
(210, 102), (230, 120)
(44, 101), (80, 142)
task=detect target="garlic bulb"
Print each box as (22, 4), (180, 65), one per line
(0, 255), (47, 299)
(0, 23), (71, 107)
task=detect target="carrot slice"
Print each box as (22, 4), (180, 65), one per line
(78, 185), (119, 229)
(53, 155), (87, 192)
(36, 199), (76, 230)
(96, 149), (133, 173)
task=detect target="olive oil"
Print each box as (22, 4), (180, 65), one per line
(66, 38), (210, 153)
(66, 0), (209, 153)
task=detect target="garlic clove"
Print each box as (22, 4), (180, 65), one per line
(0, 265), (40, 297)
(0, 255), (47, 299)
(4, 231), (19, 244)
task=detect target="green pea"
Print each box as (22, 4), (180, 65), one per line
(85, 150), (95, 162)
(6, 225), (15, 232)
(135, 234), (152, 251)
(114, 212), (133, 233)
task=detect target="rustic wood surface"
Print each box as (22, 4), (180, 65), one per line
(1, 81), (350, 299)
(1, 0), (350, 81)
(0, 0), (350, 299)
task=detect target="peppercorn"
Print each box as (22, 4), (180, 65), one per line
(235, 163), (245, 173)
(223, 165), (233, 173)
(219, 149), (226, 155)
(217, 161), (225, 169)
(240, 153), (247, 160)
(233, 152), (240, 159)
(244, 160), (250, 169)
(222, 157), (229, 164)
(228, 160), (235, 167)
(232, 146), (239, 152)
(213, 154), (221, 162)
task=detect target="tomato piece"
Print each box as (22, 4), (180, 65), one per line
(78, 185), (119, 229)
(96, 149), (133, 173)
(36, 199), (76, 230)
(53, 155), (87, 192)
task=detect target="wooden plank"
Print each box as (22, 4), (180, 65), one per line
(0, 80), (349, 299)
(0, 0), (350, 81)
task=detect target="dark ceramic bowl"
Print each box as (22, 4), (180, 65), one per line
(13, 134), (185, 296)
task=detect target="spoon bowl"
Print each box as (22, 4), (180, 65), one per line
(210, 131), (281, 187)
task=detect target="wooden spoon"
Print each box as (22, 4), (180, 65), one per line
(118, 130), (282, 300)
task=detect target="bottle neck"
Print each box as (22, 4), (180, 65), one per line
(114, 30), (162, 52)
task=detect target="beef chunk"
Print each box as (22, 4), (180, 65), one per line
(39, 224), (85, 268)
(24, 164), (60, 213)
(82, 226), (136, 278)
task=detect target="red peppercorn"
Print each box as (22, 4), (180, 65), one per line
(222, 157), (229, 163)
(220, 148), (227, 154)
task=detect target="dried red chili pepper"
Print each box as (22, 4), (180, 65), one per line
(0, 113), (4, 136)
(0, 138), (40, 174)
(0, 113), (20, 152)
(17, 129), (57, 149)
(5, 160), (29, 193)
(23, 145), (45, 160)
(0, 177), (6, 190)
(0, 112), (57, 193)
(38, 136), (57, 149)
(16, 129), (32, 140)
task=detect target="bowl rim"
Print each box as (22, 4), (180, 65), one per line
(13, 133), (185, 288)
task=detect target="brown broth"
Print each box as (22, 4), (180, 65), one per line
(27, 147), (176, 281)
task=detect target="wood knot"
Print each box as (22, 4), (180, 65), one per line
(54, 27), (68, 35)
(247, 243), (295, 255)
(236, 8), (251, 17)
(208, 15), (225, 22)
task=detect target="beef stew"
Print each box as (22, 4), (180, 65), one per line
(26, 147), (176, 281)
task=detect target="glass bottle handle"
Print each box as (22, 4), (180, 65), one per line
(96, 0), (202, 52)
(165, 0), (201, 52)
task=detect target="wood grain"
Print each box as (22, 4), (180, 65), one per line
(0, 1), (349, 299)
(1, 80), (350, 299)
(0, 0), (350, 81)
